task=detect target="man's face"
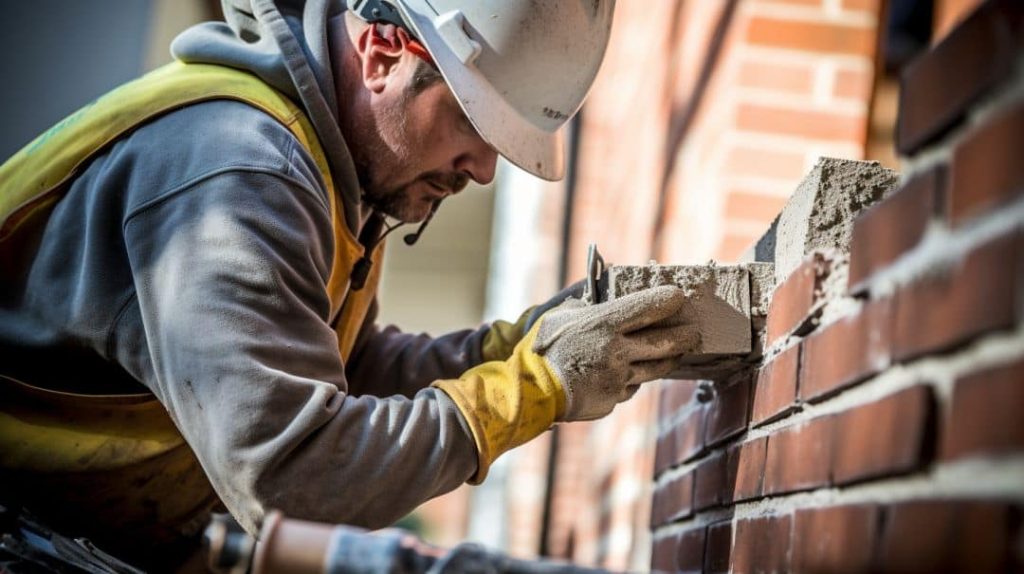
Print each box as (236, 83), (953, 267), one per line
(356, 59), (498, 223)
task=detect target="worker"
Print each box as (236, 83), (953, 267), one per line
(0, 0), (697, 569)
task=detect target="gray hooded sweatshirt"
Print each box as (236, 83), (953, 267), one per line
(0, 0), (484, 538)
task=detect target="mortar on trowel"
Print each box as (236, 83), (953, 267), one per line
(581, 244), (771, 385)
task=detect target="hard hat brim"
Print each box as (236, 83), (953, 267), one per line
(395, 3), (566, 182)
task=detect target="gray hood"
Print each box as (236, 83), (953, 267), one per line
(172, 0), (361, 234)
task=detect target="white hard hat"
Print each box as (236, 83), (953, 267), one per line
(347, 0), (616, 181)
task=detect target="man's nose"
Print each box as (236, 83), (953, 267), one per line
(454, 139), (498, 185)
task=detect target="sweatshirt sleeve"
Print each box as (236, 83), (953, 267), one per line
(344, 300), (491, 398)
(122, 147), (478, 535)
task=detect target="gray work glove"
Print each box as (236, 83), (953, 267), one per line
(524, 279), (586, 333)
(533, 285), (699, 422)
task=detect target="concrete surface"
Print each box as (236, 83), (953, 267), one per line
(606, 262), (774, 380)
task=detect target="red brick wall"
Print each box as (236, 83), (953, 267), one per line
(650, 2), (1024, 571)
(519, 1), (888, 570)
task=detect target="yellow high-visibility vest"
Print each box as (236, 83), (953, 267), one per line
(0, 62), (382, 549)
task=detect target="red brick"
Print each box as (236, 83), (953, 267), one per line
(651, 472), (694, 527)
(848, 168), (944, 291)
(842, 0), (880, 12)
(717, 232), (761, 262)
(834, 67), (873, 101)
(897, 0), (1023, 153)
(704, 520), (734, 574)
(724, 146), (807, 181)
(704, 375), (751, 447)
(673, 404), (708, 465)
(654, 430), (675, 477)
(752, 344), (800, 426)
(949, 101), (1024, 226)
(893, 231), (1019, 361)
(659, 379), (698, 420)
(792, 505), (880, 573)
(732, 514), (792, 574)
(677, 527), (707, 573)
(651, 533), (680, 573)
(747, 17), (876, 57)
(724, 191), (789, 223)
(764, 416), (834, 495)
(737, 60), (815, 95)
(800, 297), (893, 401)
(767, 254), (827, 345)
(732, 437), (768, 502)
(942, 359), (1024, 460)
(878, 501), (1012, 573)
(738, 104), (867, 142)
(751, 0), (822, 6)
(833, 386), (935, 485)
(694, 451), (734, 511)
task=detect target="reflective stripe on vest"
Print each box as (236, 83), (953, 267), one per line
(0, 62), (382, 542)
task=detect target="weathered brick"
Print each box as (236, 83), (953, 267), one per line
(651, 472), (694, 527)
(949, 101), (1024, 226)
(651, 533), (680, 573)
(732, 514), (792, 574)
(659, 379), (698, 420)
(848, 168), (943, 291)
(694, 450), (734, 511)
(792, 505), (879, 573)
(654, 430), (675, 477)
(704, 520), (734, 574)
(897, 0), (1023, 153)
(676, 527), (707, 574)
(746, 17), (876, 57)
(764, 416), (834, 495)
(800, 297), (893, 401)
(673, 403), (708, 465)
(732, 437), (768, 502)
(833, 386), (935, 485)
(656, 382), (704, 475)
(942, 359), (1024, 460)
(893, 231), (1019, 361)
(704, 375), (751, 447)
(766, 254), (826, 345)
(752, 343), (800, 426)
(878, 501), (1012, 573)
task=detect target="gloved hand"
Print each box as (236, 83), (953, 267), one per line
(434, 285), (697, 482)
(480, 279), (586, 363)
(534, 286), (699, 421)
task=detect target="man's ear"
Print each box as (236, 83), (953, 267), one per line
(357, 24), (405, 93)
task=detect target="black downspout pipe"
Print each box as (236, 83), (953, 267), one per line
(539, 111), (584, 558)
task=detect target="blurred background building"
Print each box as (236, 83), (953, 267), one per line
(0, 0), (999, 571)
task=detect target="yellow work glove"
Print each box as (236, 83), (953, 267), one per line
(479, 280), (586, 363)
(434, 286), (697, 482)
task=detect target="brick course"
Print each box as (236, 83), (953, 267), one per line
(848, 167), (944, 291)
(893, 231), (1020, 361)
(791, 505), (880, 573)
(763, 416), (834, 495)
(799, 297), (893, 401)
(751, 343), (800, 425)
(942, 358), (1024, 460)
(832, 385), (935, 485)
(897, 0), (1022, 153)
(949, 101), (1024, 226)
